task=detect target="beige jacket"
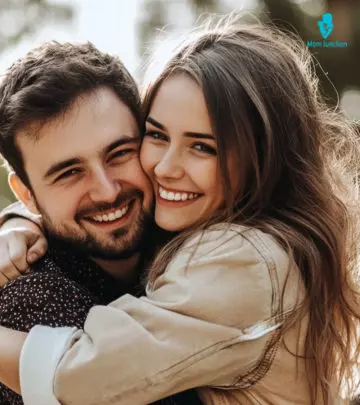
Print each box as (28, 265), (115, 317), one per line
(2, 203), (312, 404)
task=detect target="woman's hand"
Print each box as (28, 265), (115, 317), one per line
(0, 218), (48, 287)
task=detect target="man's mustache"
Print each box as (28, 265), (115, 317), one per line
(76, 189), (143, 219)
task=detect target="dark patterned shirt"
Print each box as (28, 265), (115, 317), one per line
(0, 239), (201, 405)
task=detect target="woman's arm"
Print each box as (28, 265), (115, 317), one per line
(0, 327), (26, 394)
(19, 227), (290, 405)
(0, 202), (42, 229)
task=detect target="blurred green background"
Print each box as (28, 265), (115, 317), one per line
(1, 0), (359, 209)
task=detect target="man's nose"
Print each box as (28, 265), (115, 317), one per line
(89, 170), (121, 203)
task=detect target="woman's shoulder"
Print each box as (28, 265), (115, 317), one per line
(170, 222), (303, 309)
(158, 223), (302, 328)
(180, 222), (289, 266)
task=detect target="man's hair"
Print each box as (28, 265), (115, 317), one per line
(0, 41), (141, 188)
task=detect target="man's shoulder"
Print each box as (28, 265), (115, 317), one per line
(0, 249), (97, 312)
(29, 247), (70, 276)
(0, 258), (97, 331)
(0, 262), (95, 306)
(1, 266), (72, 296)
(0, 249), (73, 294)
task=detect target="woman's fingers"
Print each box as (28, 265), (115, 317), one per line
(0, 227), (48, 287)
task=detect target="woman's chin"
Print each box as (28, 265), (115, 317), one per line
(155, 215), (190, 233)
(156, 221), (186, 232)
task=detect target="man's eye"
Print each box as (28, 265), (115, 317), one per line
(109, 149), (135, 160)
(55, 169), (81, 181)
(192, 143), (217, 155)
(144, 131), (168, 142)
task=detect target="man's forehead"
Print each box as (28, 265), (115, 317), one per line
(19, 131), (139, 163)
(18, 87), (138, 142)
(41, 134), (141, 181)
(16, 88), (139, 166)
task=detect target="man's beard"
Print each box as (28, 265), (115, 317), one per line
(35, 190), (154, 261)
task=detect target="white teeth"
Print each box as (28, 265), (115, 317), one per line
(158, 186), (199, 202)
(90, 205), (129, 223)
(159, 189), (168, 199)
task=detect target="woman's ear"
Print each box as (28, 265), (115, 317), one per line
(8, 173), (39, 215)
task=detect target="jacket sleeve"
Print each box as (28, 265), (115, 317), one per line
(21, 227), (289, 405)
(0, 268), (97, 405)
(0, 202), (42, 229)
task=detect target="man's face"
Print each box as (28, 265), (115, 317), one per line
(16, 87), (154, 259)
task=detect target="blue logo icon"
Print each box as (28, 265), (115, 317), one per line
(318, 13), (333, 39)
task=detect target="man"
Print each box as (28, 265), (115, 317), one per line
(0, 41), (200, 404)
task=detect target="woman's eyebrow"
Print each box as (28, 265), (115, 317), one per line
(147, 116), (214, 140)
(146, 116), (166, 131)
(184, 132), (215, 140)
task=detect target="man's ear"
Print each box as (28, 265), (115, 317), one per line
(8, 173), (39, 215)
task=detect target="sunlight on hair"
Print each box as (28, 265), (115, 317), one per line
(140, 12), (360, 404)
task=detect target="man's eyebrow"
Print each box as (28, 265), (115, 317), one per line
(103, 136), (141, 155)
(44, 136), (141, 180)
(147, 116), (214, 140)
(43, 158), (82, 180)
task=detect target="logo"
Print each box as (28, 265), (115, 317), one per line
(318, 13), (333, 39)
(307, 12), (348, 48)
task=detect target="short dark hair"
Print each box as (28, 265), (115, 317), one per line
(0, 41), (141, 188)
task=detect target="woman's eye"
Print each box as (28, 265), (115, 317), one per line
(192, 143), (217, 155)
(144, 131), (168, 142)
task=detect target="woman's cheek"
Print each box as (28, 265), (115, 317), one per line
(139, 141), (154, 176)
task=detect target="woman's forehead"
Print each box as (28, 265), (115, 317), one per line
(148, 74), (212, 133)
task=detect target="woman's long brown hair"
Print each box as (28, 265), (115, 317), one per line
(142, 15), (360, 404)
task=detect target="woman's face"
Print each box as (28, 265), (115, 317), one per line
(140, 74), (229, 232)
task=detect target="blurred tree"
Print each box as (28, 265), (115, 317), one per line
(188, 0), (219, 13)
(138, 0), (167, 58)
(138, 0), (222, 59)
(261, 0), (360, 106)
(0, 0), (73, 208)
(138, 0), (360, 106)
(0, 158), (13, 208)
(0, 0), (73, 53)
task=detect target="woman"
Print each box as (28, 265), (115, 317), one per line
(0, 15), (359, 404)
